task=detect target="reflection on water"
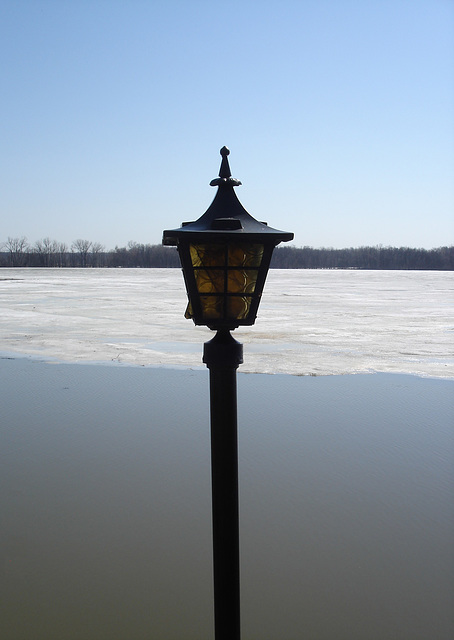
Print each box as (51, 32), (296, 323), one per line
(1, 359), (453, 639)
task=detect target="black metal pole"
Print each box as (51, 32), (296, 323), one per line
(203, 329), (243, 640)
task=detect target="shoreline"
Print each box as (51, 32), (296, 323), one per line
(1, 349), (453, 381)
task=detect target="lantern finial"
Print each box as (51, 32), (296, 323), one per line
(210, 146), (242, 187)
(219, 146), (231, 178)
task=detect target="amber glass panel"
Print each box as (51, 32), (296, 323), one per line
(190, 243), (264, 268)
(194, 269), (224, 293)
(199, 295), (223, 319)
(227, 269), (258, 294)
(228, 244), (264, 267)
(190, 244), (225, 267)
(227, 296), (252, 320)
(228, 244), (262, 299)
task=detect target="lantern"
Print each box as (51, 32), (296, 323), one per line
(163, 147), (293, 330)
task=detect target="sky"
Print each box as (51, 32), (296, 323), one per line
(1, 0), (453, 251)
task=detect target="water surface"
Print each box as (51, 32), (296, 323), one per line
(1, 359), (452, 639)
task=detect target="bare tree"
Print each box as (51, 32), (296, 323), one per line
(71, 239), (92, 267)
(43, 237), (58, 265)
(4, 236), (29, 266)
(33, 237), (58, 266)
(91, 242), (105, 267)
(56, 242), (68, 267)
(33, 239), (47, 266)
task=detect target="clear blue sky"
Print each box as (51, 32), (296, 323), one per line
(1, 0), (453, 250)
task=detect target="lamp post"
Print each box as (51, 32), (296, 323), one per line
(163, 147), (293, 640)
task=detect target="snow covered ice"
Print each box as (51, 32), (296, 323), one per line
(0, 268), (452, 378)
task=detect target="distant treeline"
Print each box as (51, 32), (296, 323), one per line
(0, 237), (452, 270)
(270, 245), (453, 270)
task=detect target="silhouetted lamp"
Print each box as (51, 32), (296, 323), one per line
(163, 146), (293, 330)
(162, 147), (293, 640)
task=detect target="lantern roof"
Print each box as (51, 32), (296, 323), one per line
(163, 146), (294, 245)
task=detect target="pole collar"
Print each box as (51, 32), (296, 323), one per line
(203, 329), (244, 370)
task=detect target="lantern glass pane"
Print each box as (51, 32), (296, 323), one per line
(227, 269), (257, 293)
(228, 244), (264, 267)
(227, 296), (252, 320)
(199, 296), (223, 319)
(195, 269), (224, 293)
(190, 244), (225, 267)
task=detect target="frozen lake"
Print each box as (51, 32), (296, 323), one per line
(0, 267), (452, 378)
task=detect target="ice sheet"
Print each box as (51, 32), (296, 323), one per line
(0, 268), (452, 378)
